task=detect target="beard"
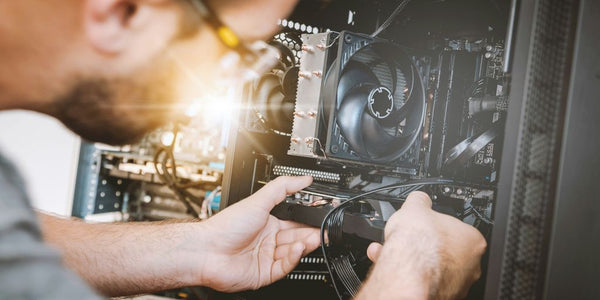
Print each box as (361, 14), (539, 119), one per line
(52, 69), (179, 146)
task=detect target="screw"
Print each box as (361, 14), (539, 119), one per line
(301, 45), (314, 52)
(331, 145), (339, 153)
(294, 111), (306, 118)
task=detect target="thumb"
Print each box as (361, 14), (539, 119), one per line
(251, 176), (313, 210)
(401, 191), (433, 211)
(366, 242), (383, 262)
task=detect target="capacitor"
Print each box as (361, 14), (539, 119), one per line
(468, 95), (502, 116)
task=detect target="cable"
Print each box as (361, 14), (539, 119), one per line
(252, 107), (292, 137)
(154, 148), (201, 217)
(320, 178), (454, 299)
(470, 205), (494, 225)
(201, 186), (221, 219)
(320, 178), (497, 299)
(152, 124), (203, 217)
(371, 0), (412, 37)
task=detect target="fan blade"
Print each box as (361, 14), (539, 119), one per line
(380, 91), (411, 129)
(266, 91), (287, 130)
(282, 66), (299, 99)
(337, 60), (380, 105)
(361, 114), (413, 159)
(281, 101), (295, 120)
(378, 62), (414, 128)
(254, 73), (294, 131)
(380, 65), (425, 132)
(337, 84), (377, 157)
(255, 74), (281, 110)
(369, 43), (399, 93)
(269, 40), (296, 69)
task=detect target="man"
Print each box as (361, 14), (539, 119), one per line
(0, 0), (486, 299)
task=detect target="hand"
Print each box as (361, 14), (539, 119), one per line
(356, 191), (487, 300)
(206, 0), (299, 41)
(195, 176), (320, 292)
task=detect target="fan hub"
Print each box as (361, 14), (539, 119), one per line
(367, 86), (394, 119)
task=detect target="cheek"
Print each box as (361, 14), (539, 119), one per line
(165, 29), (230, 100)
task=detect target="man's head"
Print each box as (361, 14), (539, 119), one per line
(0, 0), (297, 144)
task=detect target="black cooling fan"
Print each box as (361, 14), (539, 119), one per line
(249, 36), (300, 133)
(321, 32), (426, 166)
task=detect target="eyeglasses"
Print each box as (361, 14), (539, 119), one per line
(187, 0), (279, 84)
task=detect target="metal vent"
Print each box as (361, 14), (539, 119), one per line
(499, 0), (579, 299)
(273, 165), (342, 184)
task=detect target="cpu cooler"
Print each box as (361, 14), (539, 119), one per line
(289, 31), (426, 171)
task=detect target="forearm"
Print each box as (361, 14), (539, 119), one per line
(38, 213), (208, 296)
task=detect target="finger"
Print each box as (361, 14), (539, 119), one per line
(276, 227), (319, 245)
(366, 242), (383, 262)
(302, 231), (321, 256)
(271, 242), (305, 281)
(276, 228), (320, 257)
(278, 220), (312, 231)
(251, 176), (313, 210)
(401, 191), (433, 211)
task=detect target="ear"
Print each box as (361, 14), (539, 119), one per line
(83, 0), (177, 55)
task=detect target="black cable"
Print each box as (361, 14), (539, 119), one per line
(332, 256), (362, 296)
(470, 206), (494, 225)
(371, 0), (413, 37)
(340, 256), (362, 295)
(321, 178), (497, 299)
(252, 107), (292, 137)
(152, 124), (203, 217)
(320, 178), (454, 299)
(153, 147), (200, 217)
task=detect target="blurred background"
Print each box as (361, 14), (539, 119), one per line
(0, 110), (79, 216)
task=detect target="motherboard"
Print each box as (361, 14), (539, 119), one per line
(222, 0), (510, 299)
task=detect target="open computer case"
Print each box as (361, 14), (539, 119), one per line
(72, 0), (600, 299)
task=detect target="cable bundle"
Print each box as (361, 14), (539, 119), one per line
(153, 125), (204, 218)
(319, 178), (484, 299)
